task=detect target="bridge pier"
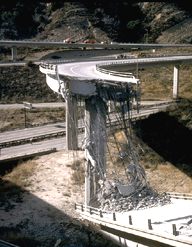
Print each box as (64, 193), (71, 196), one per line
(11, 46), (17, 61)
(66, 95), (78, 150)
(173, 65), (180, 99)
(85, 96), (107, 206)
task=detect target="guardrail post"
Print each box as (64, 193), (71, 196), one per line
(11, 46), (17, 61)
(148, 219), (153, 230)
(100, 210), (103, 218)
(113, 212), (116, 221)
(172, 224), (177, 236)
(129, 215), (132, 225)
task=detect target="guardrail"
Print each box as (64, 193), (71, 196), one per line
(75, 202), (192, 247)
(75, 192), (192, 219)
(0, 239), (20, 247)
(40, 62), (57, 71)
(0, 148), (57, 163)
(95, 54), (192, 78)
(75, 203), (109, 218)
(95, 64), (136, 78)
(166, 192), (192, 200)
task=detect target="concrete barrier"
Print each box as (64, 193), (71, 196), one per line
(0, 148), (57, 163)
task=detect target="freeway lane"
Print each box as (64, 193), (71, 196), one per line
(0, 103), (173, 161)
(0, 100), (172, 109)
(0, 104), (169, 145)
(57, 60), (126, 81)
(0, 122), (66, 144)
(0, 102), (66, 109)
(0, 134), (84, 162)
(1, 40), (192, 49)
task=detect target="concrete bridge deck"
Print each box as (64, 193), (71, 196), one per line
(77, 198), (192, 247)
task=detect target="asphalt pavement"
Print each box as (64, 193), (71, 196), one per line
(0, 103), (172, 161)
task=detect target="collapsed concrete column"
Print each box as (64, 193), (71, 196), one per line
(173, 65), (180, 99)
(84, 96), (107, 206)
(66, 95), (78, 150)
(11, 46), (17, 61)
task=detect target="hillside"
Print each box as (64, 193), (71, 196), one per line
(1, 2), (192, 43)
(140, 2), (192, 43)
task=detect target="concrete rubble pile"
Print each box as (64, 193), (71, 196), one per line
(98, 180), (171, 213)
(97, 162), (171, 213)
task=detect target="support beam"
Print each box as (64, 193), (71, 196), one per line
(66, 95), (78, 150)
(173, 65), (180, 99)
(11, 46), (17, 61)
(84, 96), (107, 206)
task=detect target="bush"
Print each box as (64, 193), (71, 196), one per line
(25, 61), (34, 67)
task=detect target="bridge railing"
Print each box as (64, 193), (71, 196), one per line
(165, 192), (192, 200)
(75, 192), (192, 219)
(40, 62), (57, 71)
(95, 64), (136, 78)
(75, 203), (111, 219)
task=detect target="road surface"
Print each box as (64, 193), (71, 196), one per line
(0, 103), (173, 161)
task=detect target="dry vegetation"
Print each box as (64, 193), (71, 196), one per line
(0, 151), (117, 247)
(0, 107), (66, 132)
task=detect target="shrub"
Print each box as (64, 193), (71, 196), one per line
(25, 60), (34, 67)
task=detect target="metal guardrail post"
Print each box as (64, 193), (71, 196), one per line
(172, 224), (177, 236)
(100, 210), (103, 218)
(113, 212), (116, 221)
(129, 215), (132, 225)
(148, 219), (153, 230)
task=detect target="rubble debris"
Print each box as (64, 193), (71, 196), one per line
(98, 181), (171, 213)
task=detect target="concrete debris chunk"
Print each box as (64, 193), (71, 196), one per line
(115, 183), (136, 196)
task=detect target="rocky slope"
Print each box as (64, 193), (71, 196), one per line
(1, 2), (192, 44)
(139, 2), (192, 43)
(35, 2), (192, 44)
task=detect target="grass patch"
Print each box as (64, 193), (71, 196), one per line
(2, 159), (37, 188)
(70, 159), (85, 185)
(0, 107), (66, 132)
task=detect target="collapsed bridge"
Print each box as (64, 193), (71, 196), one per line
(40, 58), (171, 216)
(39, 58), (192, 246)
(39, 59), (151, 207)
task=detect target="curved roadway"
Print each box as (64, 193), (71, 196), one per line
(56, 55), (192, 81)
(57, 59), (139, 83)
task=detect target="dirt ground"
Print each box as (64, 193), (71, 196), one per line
(0, 150), (117, 247)
(0, 147), (192, 246)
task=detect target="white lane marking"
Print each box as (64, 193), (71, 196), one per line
(70, 64), (90, 77)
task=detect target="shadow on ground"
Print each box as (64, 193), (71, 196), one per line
(41, 49), (126, 61)
(0, 177), (116, 247)
(134, 111), (192, 178)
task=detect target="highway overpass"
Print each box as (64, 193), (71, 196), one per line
(1, 40), (192, 60)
